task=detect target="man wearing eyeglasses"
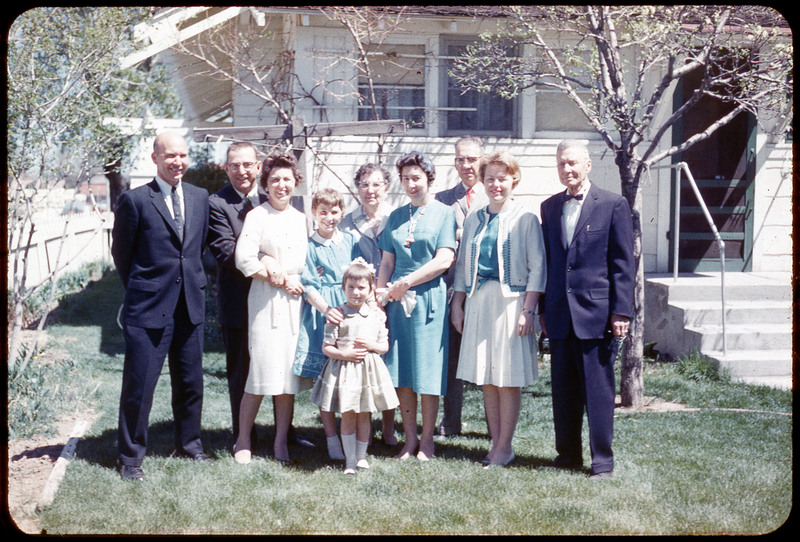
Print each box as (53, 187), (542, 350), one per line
(207, 142), (266, 447)
(434, 136), (488, 439)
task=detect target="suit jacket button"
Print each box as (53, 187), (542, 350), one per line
(176, 277), (181, 283)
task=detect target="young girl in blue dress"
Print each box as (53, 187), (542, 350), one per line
(310, 258), (399, 475)
(291, 188), (361, 460)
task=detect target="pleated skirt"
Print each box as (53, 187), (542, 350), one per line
(456, 279), (538, 387)
(310, 354), (400, 413)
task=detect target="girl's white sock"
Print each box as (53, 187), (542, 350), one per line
(356, 439), (370, 469)
(327, 435), (345, 460)
(341, 433), (356, 475)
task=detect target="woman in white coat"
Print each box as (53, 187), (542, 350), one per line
(233, 151), (311, 464)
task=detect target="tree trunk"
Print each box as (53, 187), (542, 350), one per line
(106, 154), (128, 212)
(616, 149), (645, 408)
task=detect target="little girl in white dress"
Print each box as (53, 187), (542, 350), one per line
(310, 258), (399, 474)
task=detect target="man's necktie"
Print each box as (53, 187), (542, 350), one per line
(466, 187), (474, 209)
(564, 193), (584, 202)
(171, 185), (184, 241)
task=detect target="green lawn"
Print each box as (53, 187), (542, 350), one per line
(19, 270), (793, 535)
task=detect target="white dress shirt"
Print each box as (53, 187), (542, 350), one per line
(154, 176), (184, 220)
(563, 181), (591, 245)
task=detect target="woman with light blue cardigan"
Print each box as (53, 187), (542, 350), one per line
(450, 150), (546, 468)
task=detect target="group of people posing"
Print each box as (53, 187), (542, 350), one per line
(112, 131), (634, 482)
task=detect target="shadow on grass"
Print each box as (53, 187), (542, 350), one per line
(48, 267), (226, 356)
(46, 269), (127, 357)
(73, 419), (555, 473)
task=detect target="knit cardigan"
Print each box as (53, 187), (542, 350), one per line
(454, 201), (547, 298)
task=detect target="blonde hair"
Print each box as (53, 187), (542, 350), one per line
(479, 150), (522, 188)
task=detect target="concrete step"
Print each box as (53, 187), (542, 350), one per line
(644, 272), (792, 389)
(685, 322), (792, 351)
(646, 273), (791, 303)
(674, 299), (791, 327)
(703, 349), (793, 381)
(730, 375), (793, 391)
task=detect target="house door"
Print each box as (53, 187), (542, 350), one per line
(670, 68), (756, 272)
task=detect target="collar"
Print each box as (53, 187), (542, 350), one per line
(564, 181), (591, 201)
(342, 302), (373, 318)
(233, 185), (259, 201)
(354, 203), (391, 223)
(155, 176), (180, 195)
(488, 198), (518, 215)
(311, 229), (343, 246)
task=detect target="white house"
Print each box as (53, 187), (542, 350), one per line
(121, 6), (793, 387)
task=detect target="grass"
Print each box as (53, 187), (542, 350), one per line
(14, 268), (793, 535)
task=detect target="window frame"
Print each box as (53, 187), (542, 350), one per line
(439, 36), (519, 138)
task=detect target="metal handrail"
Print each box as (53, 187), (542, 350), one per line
(657, 161), (727, 355)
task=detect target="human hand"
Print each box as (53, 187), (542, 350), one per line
(450, 304), (465, 334)
(517, 310), (534, 336)
(283, 276), (304, 297)
(326, 306), (344, 325)
(261, 257), (285, 287)
(386, 277), (410, 301)
(610, 314), (630, 337)
(340, 342), (368, 362)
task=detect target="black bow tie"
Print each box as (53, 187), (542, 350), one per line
(564, 193), (584, 202)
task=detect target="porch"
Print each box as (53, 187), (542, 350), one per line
(644, 272), (793, 390)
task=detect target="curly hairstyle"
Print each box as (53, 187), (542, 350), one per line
(354, 162), (391, 187)
(395, 151), (435, 185)
(260, 151), (303, 189)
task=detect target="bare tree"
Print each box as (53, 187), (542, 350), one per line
(167, 7), (415, 197)
(7, 7), (181, 370)
(451, 5), (792, 407)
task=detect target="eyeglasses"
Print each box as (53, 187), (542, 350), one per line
(227, 162), (257, 170)
(455, 157), (480, 165)
(357, 182), (388, 190)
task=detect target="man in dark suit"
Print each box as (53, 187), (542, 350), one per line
(434, 136), (487, 438)
(112, 131), (211, 481)
(539, 139), (634, 481)
(207, 141), (266, 446)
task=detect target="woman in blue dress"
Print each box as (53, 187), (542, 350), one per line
(377, 151), (457, 461)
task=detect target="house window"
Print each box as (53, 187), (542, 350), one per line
(357, 44), (426, 128)
(535, 90), (593, 132)
(442, 40), (517, 136)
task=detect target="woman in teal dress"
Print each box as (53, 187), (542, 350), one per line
(377, 151), (457, 461)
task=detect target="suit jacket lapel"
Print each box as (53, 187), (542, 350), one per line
(148, 179), (182, 240)
(570, 187), (598, 247)
(183, 184), (204, 246)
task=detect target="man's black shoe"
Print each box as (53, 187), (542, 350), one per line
(174, 451), (213, 462)
(589, 471), (614, 481)
(120, 465), (146, 481)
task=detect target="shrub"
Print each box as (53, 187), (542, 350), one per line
(675, 351), (731, 383)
